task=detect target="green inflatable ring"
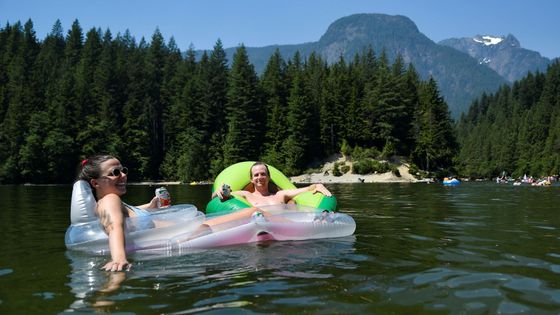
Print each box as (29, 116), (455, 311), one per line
(206, 161), (337, 215)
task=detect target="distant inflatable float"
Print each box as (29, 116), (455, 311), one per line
(206, 161), (337, 215)
(65, 180), (355, 254)
(442, 178), (460, 186)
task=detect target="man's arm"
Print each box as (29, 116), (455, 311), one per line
(279, 184), (332, 201)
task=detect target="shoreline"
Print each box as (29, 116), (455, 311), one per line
(290, 164), (424, 184)
(17, 162), (425, 186)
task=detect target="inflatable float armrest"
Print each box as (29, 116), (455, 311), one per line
(206, 196), (253, 215)
(70, 180), (98, 224)
(293, 192), (337, 211)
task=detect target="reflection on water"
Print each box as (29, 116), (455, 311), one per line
(1, 183), (560, 313)
(64, 237), (357, 313)
(65, 252), (126, 311)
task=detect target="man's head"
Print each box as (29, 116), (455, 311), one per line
(250, 162), (270, 189)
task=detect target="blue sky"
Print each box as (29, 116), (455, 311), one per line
(2, 0), (559, 59)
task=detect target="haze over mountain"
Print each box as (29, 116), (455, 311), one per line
(439, 34), (551, 83)
(217, 14), (519, 117)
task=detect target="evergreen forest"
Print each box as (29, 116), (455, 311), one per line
(456, 60), (560, 178)
(1, 19), (467, 184)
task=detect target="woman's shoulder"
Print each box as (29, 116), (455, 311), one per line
(97, 193), (123, 208)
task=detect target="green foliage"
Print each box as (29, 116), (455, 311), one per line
(352, 159), (392, 175)
(281, 55), (313, 175)
(411, 78), (458, 172)
(407, 163), (421, 179)
(381, 141), (396, 160)
(222, 45), (262, 166)
(0, 19), (463, 183)
(332, 162), (341, 176)
(260, 49), (288, 169)
(332, 162), (350, 176)
(340, 139), (351, 157)
(456, 61), (560, 178)
(351, 146), (380, 160)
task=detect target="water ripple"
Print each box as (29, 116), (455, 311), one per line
(3, 183), (560, 313)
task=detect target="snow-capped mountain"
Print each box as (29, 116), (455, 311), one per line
(473, 35), (505, 46)
(439, 34), (551, 82)
(220, 14), (507, 117)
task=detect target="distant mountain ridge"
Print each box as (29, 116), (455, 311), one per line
(213, 13), (546, 117)
(439, 34), (551, 82)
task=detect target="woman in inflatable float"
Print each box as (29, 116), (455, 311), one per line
(68, 155), (197, 271)
(65, 156), (355, 271)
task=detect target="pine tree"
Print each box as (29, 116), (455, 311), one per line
(31, 20), (65, 110)
(201, 39), (229, 176)
(344, 53), (368, 147)
(143, 28), (167, 179)
(120, 37), (152, 181)
(321, 56), (348, 155)
(542, 62), (560, 174)
(366, 51), (411, 155)
(413, 78), (457, 172)
(0, 22), (26, 181)
(260, 49), (288, 168)
(78, 29), (123, 159)
(41, 20), (84, 182)
(164, 46), (209, 181)
(302, 52), (326, 163)
(222, 45), (262, 166)
(282, 52), (313, 175)
(17, 21), (65, 182)
(75, 27), (102, 118)
(400, 64), (421, 155)
(160, 45), (189, 180)
(0, 22), (12, 123)
(159, 37), (183, 156)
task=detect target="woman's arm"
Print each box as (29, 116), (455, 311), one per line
(136, 196), (159, 209)
(97, 194), (130, 271)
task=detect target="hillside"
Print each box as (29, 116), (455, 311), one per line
(220, 13), (508, 117)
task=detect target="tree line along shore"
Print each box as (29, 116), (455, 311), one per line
(1, 20), (558, 184)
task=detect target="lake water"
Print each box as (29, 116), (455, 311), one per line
(1, 182), (559, 314)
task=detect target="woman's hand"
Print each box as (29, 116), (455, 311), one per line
(102, 259), (131, 272)
(148, 196), (159, 208)
(137, 196), (164, 210)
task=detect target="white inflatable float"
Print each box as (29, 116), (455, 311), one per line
(172, 205), (356, 252)
(65, 181), (356, 254)
(64, 180), (205, 254)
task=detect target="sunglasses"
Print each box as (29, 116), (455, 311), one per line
(105, 167), (129, 177)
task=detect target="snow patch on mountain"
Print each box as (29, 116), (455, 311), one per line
(473, 35), (504, 46)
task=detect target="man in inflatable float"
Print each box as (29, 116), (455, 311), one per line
(208, 161), (332, 220)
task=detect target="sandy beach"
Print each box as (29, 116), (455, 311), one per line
(290, 158), (423, 184)
(129, 158), (425, 186)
